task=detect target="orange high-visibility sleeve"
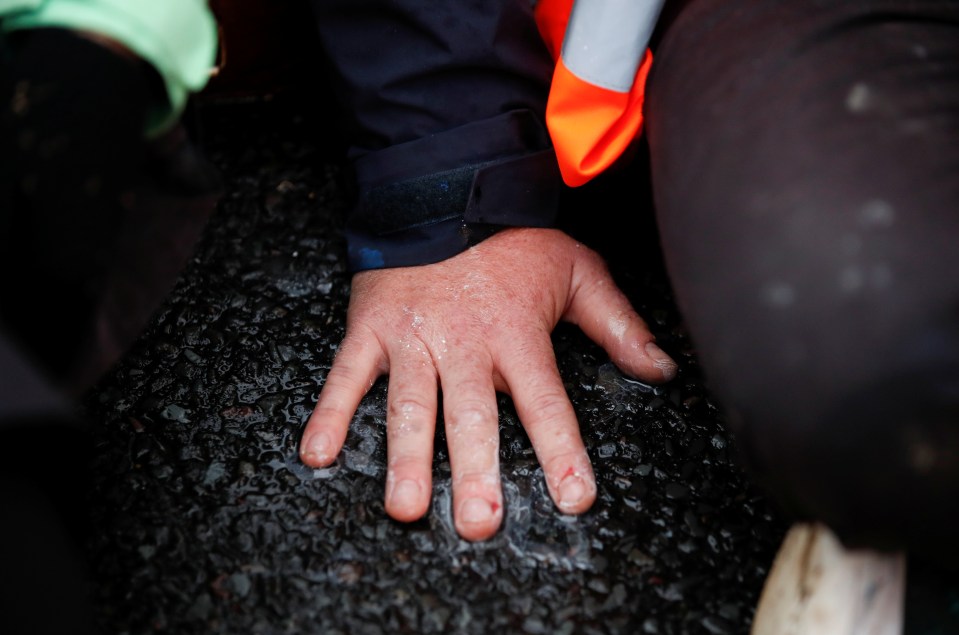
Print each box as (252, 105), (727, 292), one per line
(534, 0), (573, 60)
(535, 0), (659, 187)
(547, 51), (653, 187)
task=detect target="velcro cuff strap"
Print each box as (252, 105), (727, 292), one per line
(347, 150), (561, 271)
(353, 149), (560, 235)
(464, 150), (561, 226)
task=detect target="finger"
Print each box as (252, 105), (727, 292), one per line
(496, 333), (596, 515)
(438, 347), (504, 541)
(383, 339), (438, 523)
(567, 258), (678, 383)
(300, 329), (385, 467)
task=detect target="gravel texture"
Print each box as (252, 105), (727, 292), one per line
(80, 93), (799, 635)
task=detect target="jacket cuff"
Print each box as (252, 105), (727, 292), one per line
(346, 110), (562, 271)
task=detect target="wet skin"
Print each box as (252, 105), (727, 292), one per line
(300, 227), (677, 541)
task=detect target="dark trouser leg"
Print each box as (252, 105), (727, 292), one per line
(646, 0), (959, 563)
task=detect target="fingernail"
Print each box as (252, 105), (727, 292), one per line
(301, 432), (332, 464)
(645, 341), (678, 380)
(460, 497), (493, 525)
(558, 473), (588, 510)
(389, 479), (421, 510)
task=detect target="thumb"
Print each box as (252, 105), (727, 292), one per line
(565, 257), (677, 384)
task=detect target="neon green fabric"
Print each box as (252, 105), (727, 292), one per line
(0, 0), (217, 136)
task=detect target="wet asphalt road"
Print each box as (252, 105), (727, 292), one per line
(80, 93), (954, 635)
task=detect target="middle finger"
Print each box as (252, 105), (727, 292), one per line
(438, 344), (504, 541)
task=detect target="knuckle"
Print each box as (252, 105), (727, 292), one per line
(388, 395), (433, 424)
(446, 401), (495, 430)
(323, 364), (369, 393)
(452, 470), (500, 490)
(522, 390), (573, 429)
(387, 453), (426, 472)
(310, 403), (349, 422)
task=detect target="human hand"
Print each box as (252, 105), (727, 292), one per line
(300, 227), (677, 541)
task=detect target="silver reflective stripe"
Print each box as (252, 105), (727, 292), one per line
(560, 0), (666, 93)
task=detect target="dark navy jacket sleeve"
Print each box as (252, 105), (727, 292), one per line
(310, 0), (562, 271)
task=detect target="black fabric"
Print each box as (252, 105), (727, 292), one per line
(646, 0), (959, 563)
(0, 28), (152, 391)
(0, 420), (96, 635)
(0, 28), (219, 394)
(308, 0), (555, 159)
(348, 117), (560, 273)
(309, 0), (564, 271)
(0, 26), (219, 635)
(0, 331), (68, 422)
